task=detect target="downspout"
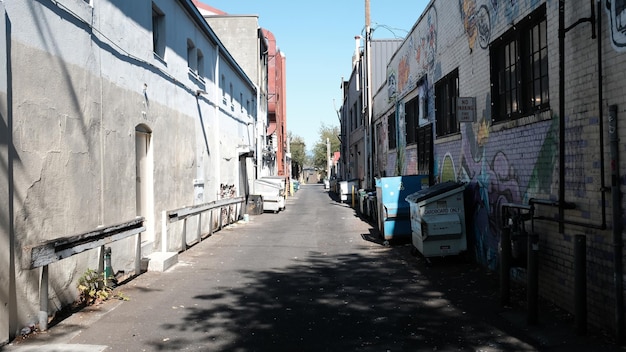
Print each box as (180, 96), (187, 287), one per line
(365, 0), (373, 189)
(557, 1), (604, 232)
(609, 105), (624, 343)
(560, 0), (622, 340)
(597, 0), (607, 230)
(558, 0), (565, 233)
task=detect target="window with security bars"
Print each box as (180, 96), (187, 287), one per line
(417, 124), (432, 176)
(405, 96), (419, 145)
(435, 69), (459, 137)
(491, 4), (548, 122)
(387, 113), (397, 150)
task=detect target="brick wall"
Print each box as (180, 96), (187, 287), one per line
(379, 0), (626, 334)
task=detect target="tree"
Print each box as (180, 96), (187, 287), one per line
(289, 133), (306, 181)
(311, 123), (340, 178)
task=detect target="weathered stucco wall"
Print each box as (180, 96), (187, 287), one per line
(1, 0), (258, 341)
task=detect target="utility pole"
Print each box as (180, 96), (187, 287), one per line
(364, 0), (373, 189)
(326, 137), (331, 179)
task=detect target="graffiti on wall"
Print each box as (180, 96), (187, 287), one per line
(379, 0), (574, 268)
(459, 0), (492, 50)
(436, 107), (558, 269)
(387, 6), (437, 103)
(606, 0), (626, 51)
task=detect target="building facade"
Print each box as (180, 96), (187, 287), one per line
(197, 3), (289, 192)
(340, 37), (403, 186)
(367, 0), (626, 334)
(195, 2), (271, 184)
(0, 0), (259, 342)
(263, 29), (289, 186)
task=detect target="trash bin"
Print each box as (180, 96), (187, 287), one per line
(254, 179), (285, 213)
(375, 175), (430, 242)
(339, 179), (359, 203)
(246, 195), (264, 215)
(405, 181), (467, 258)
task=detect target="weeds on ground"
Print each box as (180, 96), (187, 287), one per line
(77, 268), (129, 305)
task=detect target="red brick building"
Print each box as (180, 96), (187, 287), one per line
(263, 29), (289, 183)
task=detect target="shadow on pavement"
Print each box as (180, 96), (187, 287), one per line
(144, 242), (619, 351)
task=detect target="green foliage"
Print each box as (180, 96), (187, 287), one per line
(77, 268), (109, 304)
(311, 123), (340, 176)
(289, 133), (307, 180)
(77, 268), (129, 305)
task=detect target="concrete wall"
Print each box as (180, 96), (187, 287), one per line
(203, 13), (269, 185)
(1, 0), (257, 342)
(371, 0), (626, 333)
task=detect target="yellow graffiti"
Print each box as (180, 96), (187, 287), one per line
(461, 0), (478, 50)
(477, 117), (490, 146)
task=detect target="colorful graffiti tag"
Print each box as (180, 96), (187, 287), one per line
(436, 110), (558, 269)
(387, 6), (437, 102)
(606, 0), (626, 51)
(459, 0), (492, 50)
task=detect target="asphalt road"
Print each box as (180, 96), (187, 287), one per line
(4, 184), (623, 351)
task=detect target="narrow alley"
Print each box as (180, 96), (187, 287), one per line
(4, 185), (622, 351)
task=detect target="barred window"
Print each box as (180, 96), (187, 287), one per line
(491, 4), (548, 122)
(387, 113), (397, 150)
(405, 96), (419, 145)
(435, 69), (459, 137)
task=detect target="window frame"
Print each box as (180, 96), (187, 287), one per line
(417, 123), (433, 179)
(196, 49), (205, 78)
(405, 96), (419, 145)
(152, 3), (166, 59)
(387, 112), (397, 150)
(490, 4), (548, 122)
(187, 39), (197, 73)
(435, 69), (459, 137)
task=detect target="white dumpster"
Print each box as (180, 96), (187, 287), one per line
(406, 181), (467, 258)
(254, 179), (285, 213)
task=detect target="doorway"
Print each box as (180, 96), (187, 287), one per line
(135, 125), (154, 248)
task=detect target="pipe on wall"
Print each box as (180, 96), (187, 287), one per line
(557, 0), (607, 232)
(609, 104), (624, 343)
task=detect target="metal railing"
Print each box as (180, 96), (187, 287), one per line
(161, 196), (244, 252)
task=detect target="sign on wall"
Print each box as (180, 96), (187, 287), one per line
(457, 97), (476, 123)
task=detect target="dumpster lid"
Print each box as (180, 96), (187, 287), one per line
(406, 181), (465, 203)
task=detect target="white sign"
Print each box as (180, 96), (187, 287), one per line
(457, 97), (476, 123)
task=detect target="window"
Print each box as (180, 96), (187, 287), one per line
(435, 69), (459, 137)
(417, 124), (433, 176)
(405, 96), (419, 145)
(197, 49), (204, 78)
(152, 4), (165, 58)
(351, 102), (361, 130)
(491, 4), (548, 122)
(358, 96), (363, 127)
(187, 39), (197, 72)
(387, 113), (397, 150)
(221, 75), (226, 104)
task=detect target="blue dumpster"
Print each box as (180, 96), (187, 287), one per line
(375, 175), (430, 242)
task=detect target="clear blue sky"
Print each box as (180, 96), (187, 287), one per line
(200, 1), (429, 152)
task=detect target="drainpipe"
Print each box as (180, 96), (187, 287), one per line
(536, 1), (605, 231)
(609, 104), (624, 343)
(558, 0), (566, 233)
(597, 0), (608, 230)
(365, 0), (373, 189)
